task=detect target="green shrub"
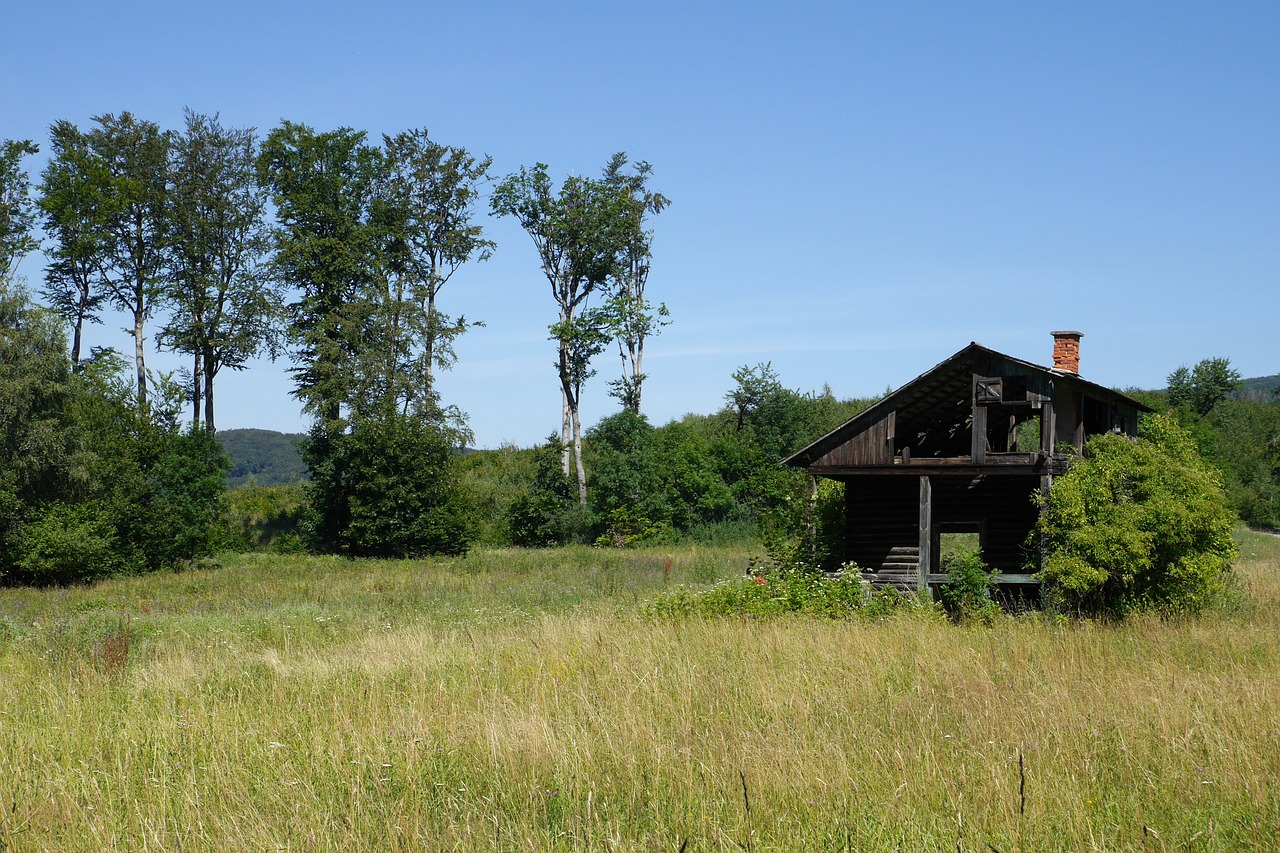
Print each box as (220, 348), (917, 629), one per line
(592, 508), (673, 548)
(15, 503), (123, 584)
(219, 482), (307, 552)
(506, 436), (589, 547)
(647, 563), (939, 621)
(303, 413), (475, 558)
(937, 549), (1001, 625)
(1036, 414), (1237, 617)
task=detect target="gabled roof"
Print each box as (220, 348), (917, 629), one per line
(782, 342), (1152, 468)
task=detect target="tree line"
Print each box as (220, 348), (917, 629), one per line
(2, 112), (677, 573)
(1129, 357), (1280, 530)
(7, 116), (1277, 589)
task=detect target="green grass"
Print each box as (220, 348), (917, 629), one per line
(2, 535), (1279, 850)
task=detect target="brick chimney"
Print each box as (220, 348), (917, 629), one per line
(1051, 331), (1083, 373)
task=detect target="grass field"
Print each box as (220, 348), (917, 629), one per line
(1, 534), (1278, 851)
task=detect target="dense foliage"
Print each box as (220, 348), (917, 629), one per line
(1036, 414), (1237, 617)
(302, 413), (474, 558)
(1145, 358), (1280, 528)
(0, 283), (228, 585)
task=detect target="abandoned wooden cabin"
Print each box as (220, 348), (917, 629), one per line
(782, 332), (1151, 596)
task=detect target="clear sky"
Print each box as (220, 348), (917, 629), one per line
(6, 1), (1278, 447)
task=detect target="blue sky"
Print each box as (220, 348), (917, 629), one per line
(6, 1), (1278, 447)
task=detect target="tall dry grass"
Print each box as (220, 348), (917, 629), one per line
(1, 534), (1278, 850)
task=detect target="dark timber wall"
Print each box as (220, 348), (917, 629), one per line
(844, 473), (1041, 589)
(844, 476), (920, 590)
(929, 475), (1040, 573)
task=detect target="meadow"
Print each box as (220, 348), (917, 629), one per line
(0, 534), (1277, 851)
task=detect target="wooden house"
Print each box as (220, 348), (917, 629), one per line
(782, 332), (1150, 594)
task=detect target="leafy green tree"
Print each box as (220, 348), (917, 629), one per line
(379, 129), (493, 408)
(301, 412), (473, 557)
(491, 159), (638, 504)
(258, 122), (383, 426)
(650, 420), (741, 531)
(585, 410), (670, 539)
(260, 123), (486, 556)
(38, 122), (111, 369)
(1036, 414), (1237, 617)
(724, 362), (837, 461)
(1167, 357), (1242, 417)
(1, 138), (40, 287)
(1200, 399), (1280, 528)
(600, 153), (669, 413)
(160, 110), (278, 432)
(87, 113), (172, 411)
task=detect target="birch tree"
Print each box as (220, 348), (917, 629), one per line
(601, 153), (669, 414)
(491, 161), (635, 503)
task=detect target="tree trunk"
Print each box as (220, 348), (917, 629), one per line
(631, 335), (644, 414)
(70, 316), (84, 373)
(424, 287), (437, 402)
(133, 307), (148, 411)
(572, 404), (587, 505)
(560, 384), (573, 477)
(558, 305), (573, 477)
(192, 349), (203, 428)
(203, 352), (216, 433)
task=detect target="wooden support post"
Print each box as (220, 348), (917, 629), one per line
(805, 474), (819, 547)
(1038, 472), (1053, 607)
(1040, 399), (1054, 455)
(971, 375), (987, 464)
(918, 475), (932, 596)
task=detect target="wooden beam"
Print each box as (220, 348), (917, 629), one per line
(971, 375), (987, 464)
(1040, 398), (1055, 455)
(918, 475), (932, 596)
(927, 573), (1040, 585)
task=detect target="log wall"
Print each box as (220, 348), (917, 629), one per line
(844, 473), (1041, 589)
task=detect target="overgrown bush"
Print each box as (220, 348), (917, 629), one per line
(647, 565), (934, 620)
(0, 284), (230, 585)
(14, 502), (122, 584)
(937, 549), (1001, 625)
(1036, 414), (1237, 617)
(592, 508), (672, 547)
(506, 436), (591, 547)
(218, 482), (307, 552)
(302, 413), (475, 558)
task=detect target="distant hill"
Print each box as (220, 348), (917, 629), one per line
(217, 429), (308, 488)
(1241, 374), (1280, 401)
(1125, 374), (1278, 404)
